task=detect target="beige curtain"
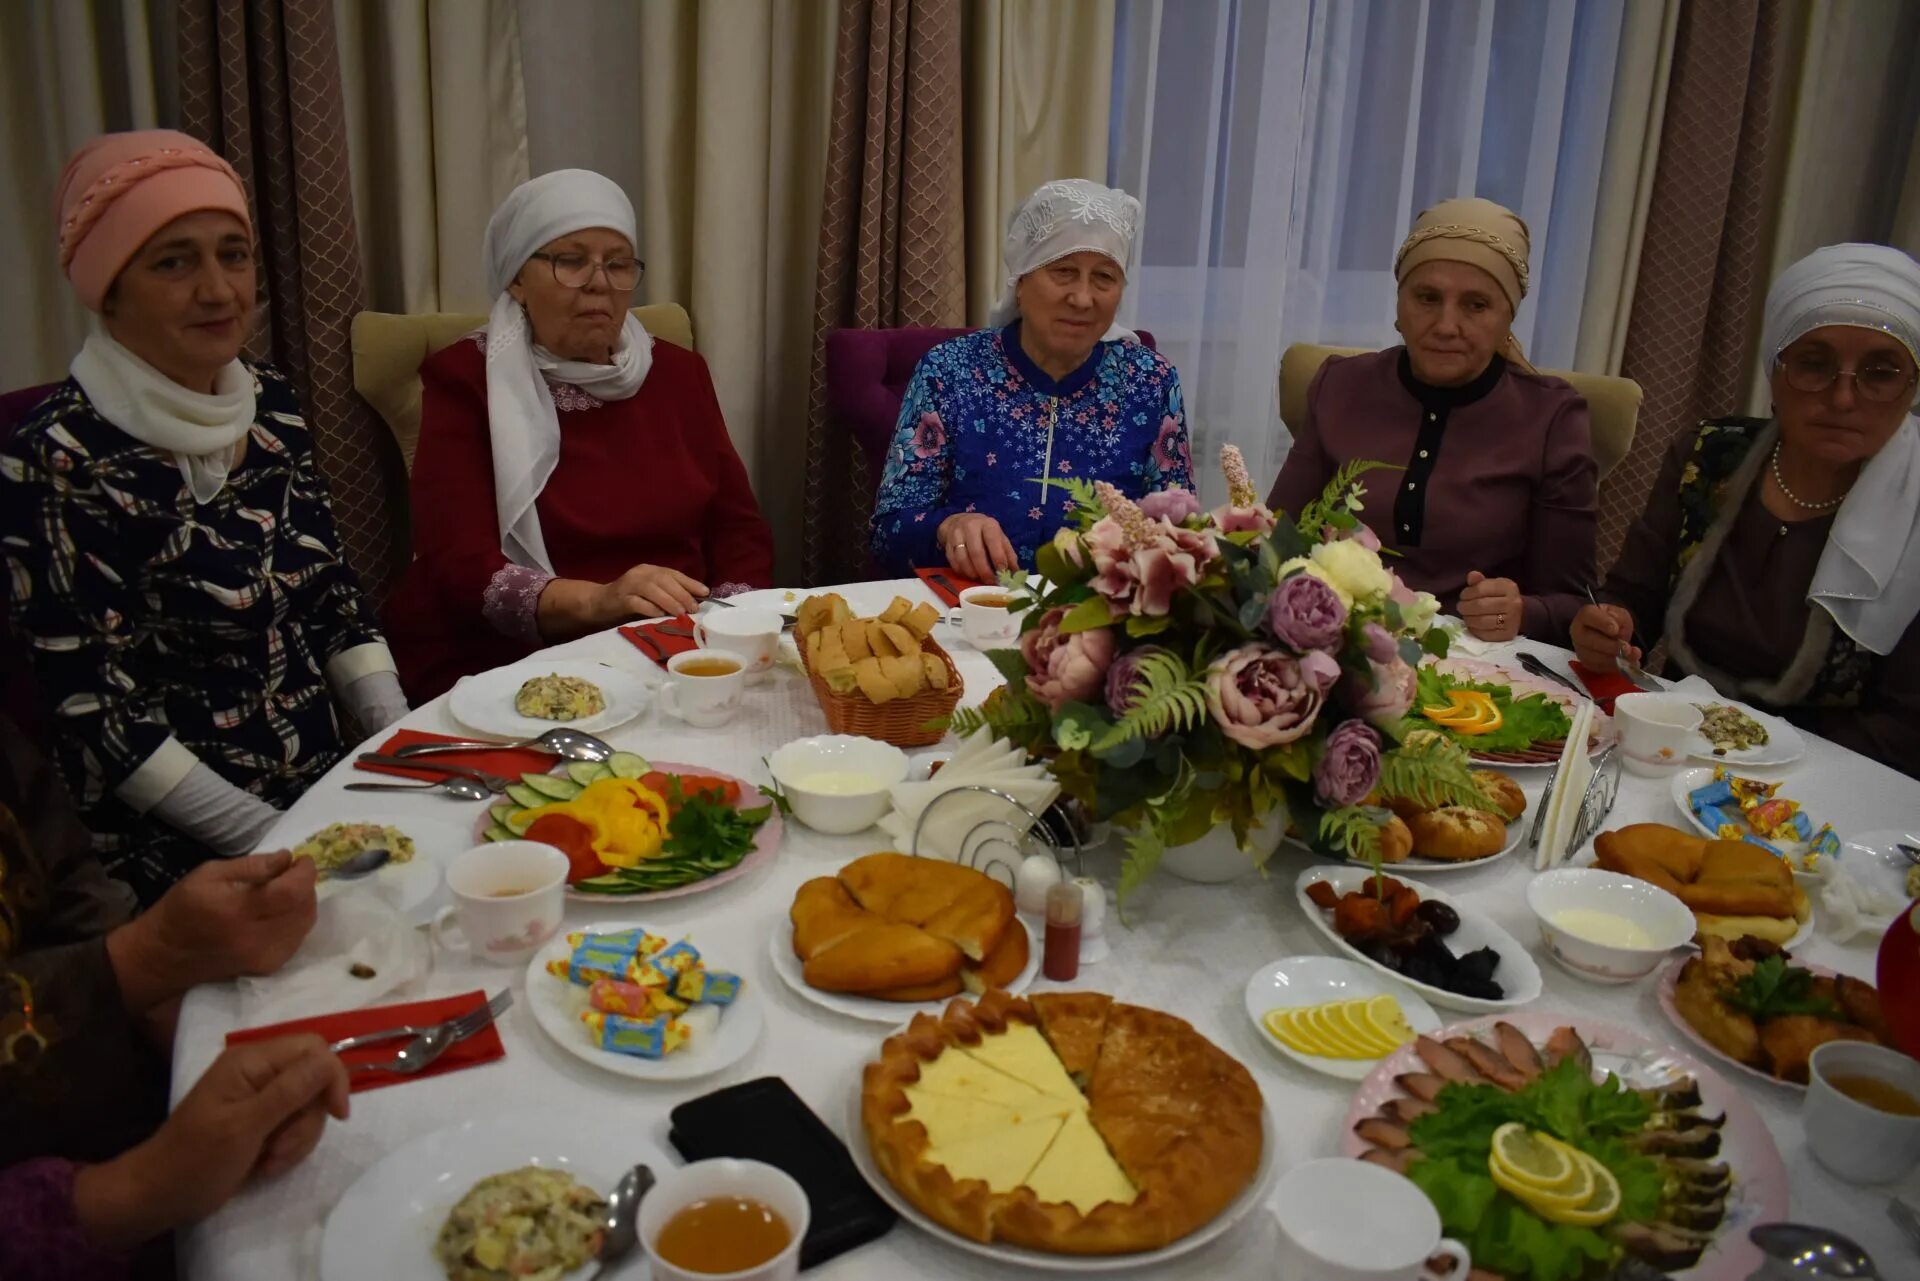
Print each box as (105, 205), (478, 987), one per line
(334, 0), (530, 314)
(962, 0), (1115, 324)
(0, 0), (172, 389)
(1572, 0), (1680, 377)
(519, 0), (838, 584)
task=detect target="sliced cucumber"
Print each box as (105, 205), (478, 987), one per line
(489, 804), (516, 826)
(566, 761), (608, 787)
(521, 773), (583, 801)
(607, 751), (650, 779)
(484, 822), (517, 842)
(506, 809), (537, 833)
(505, 782), (548, 809)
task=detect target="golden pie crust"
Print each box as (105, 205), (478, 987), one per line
(860, 989), (1264, 1255)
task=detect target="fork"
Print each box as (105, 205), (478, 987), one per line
(344, 989), (513, 1075)
(1897, 842), (1920, 867)
(1581, 586), (1663, 692)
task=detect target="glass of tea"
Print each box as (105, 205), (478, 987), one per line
(638, 1157), (809, 1281)
(1805, 1040), (1920, 1183)
(951, 583), (1021, 649)
(663, 649), (747, 727)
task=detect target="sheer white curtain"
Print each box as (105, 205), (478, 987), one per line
(1109, 0), (1625, 499)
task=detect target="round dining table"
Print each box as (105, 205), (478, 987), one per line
(174, 577), (1920, 1280)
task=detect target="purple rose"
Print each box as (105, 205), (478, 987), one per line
(1314, 719), (1383, 807)
(1341, 656), (1417, 726)
(1138, 486), (1201, 525)
(1204, 644), (1333, 750)
(1268, 572), (1348, 653)
(1362, 622), (1398, 664)
(1022, 606), (1118, 713)
(1105, 645), (1168, 718)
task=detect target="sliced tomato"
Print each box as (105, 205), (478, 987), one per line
(525, 813), (606, 883)
(641, 770), (741, 808)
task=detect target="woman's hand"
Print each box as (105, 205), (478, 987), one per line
(72, 1035), (349, 1250)
(1457, 572), (1524, 641)
(1570, 603), (1640, 671)
(938, 513), (1018, 583)
(597, 564), (708, 620)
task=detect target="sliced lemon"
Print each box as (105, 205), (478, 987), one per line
(1488, 1123), (1578, 1193)
(1328, 1000), (1398, 1055)
(1359, 994), (1416, 1048)
(1302, 1005), (1376, 1058)
(1535, 1151), (1622, 1227)
(1263, 1009), (1337, 1057)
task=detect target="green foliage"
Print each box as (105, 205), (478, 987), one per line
(1727, 955), (1836, 1019)
(1115, 823), (1165, 918)
(1375, 735), (1499, 812)
(1058, 594), (1118, 634)
(1420, 626), (1453, 659)
(1034, 537), (1088, 588)
(1319, 804), (1385, 865)
(1293, 459), (1399, 539)
(1092, 651), (1211, 750)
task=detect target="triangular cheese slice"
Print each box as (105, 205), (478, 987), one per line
(955, 1023), (1085, 1103)
(1022, 1109), (1138, 1213)
(924, 1110), (1068, 1193)
(909, 1049), (1061, 1109)
(903, 1087), (1075, 1150)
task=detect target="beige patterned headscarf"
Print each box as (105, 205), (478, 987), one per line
(1394, 197), (1536, 373)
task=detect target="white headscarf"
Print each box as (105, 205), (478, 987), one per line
(71, 327), (255, 503)
(1763, 243), (1920, 655)
(482, 169), (653, 572)
(987, 179), (1142, 343)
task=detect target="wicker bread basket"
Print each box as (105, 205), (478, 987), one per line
(799, 633), (964, 747)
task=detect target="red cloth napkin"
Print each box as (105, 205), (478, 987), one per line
(619, 615), (698, 666)
(1568, 660), (1639, 715)
(357, 728), (557, 782)
(916, 567), (987, 607)
(227, 989), (505, 1093)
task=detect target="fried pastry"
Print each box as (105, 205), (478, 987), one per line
(1470, 770), (1526, 821)
(1405, 806), (1506, 860)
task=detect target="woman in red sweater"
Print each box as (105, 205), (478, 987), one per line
(385, 169), (775, 701)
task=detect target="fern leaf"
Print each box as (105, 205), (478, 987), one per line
(1115, 822), (1165, 918)
(1092, 652), (1210, 750)
(1294, 459), (1400, 536)
(1317, 805), (1385, 867)
(1375, 737), (1497, 812)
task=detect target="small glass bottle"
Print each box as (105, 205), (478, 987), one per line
(1043, 881), (1083, 981)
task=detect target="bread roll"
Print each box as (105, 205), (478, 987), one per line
(791, 877), (879, 960)
(922, 652), (951, 691)
(1379, 815), (1414, 863)
(1406, 806), (1506, 861)
(1471, 770), (1526, 821)
(903, 602), (941, 638)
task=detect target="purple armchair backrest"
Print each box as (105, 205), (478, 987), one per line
(822, 327), (1157, 487)
(0, 381), (61, 750)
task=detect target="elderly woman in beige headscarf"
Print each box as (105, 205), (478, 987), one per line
(1266, 197), (1597, 642)
(868, 178), (1193, 581)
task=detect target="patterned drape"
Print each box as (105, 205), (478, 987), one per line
(177, 0), (407, 599)
(1600, 0), (1782, 571)
(802, 0), (966, 585)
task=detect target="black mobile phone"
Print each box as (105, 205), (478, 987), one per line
(669, 1076), (895, 1269)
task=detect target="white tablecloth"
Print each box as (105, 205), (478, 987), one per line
(173, 579), (1920, 1279)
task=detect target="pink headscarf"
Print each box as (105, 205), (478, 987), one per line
(55, 129), (251, 311)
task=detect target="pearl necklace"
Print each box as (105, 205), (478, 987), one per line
(1770, 444), (1848, 513)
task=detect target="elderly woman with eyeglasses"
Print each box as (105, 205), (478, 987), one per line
(1575, 244), (1920, 777)
(868, 179), (1192, 581)
(385, 169), (774, 700)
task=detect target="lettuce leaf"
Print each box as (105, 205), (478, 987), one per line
(1415, 666), (1574, 752)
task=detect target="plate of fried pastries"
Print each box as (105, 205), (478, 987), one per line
(1334, 768), (1531, 873)
(1590, 823), (1813, 948)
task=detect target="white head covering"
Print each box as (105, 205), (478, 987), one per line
(1764, 242), (1920, 655)
(482, 169), (653, 572)
(987, 179), (1141, 343)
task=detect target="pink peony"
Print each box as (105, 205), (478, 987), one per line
(910, 411), (946, 458)
(1083, 486), (1220, 618)
(1204, 644), (1338, 750)
(1342, 655), (1417, 727)
(1022, 606), (1117, 713)
(1267, 572), (1348, 653)
(1104, 644), (1169, 719)
(1361, 621), (1398, 664)
(1315, 719), (1383, 807)
(1138, 486), (1201, 525)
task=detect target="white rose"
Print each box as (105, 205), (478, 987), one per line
(1308, 539), (1393, 606)
(1401, 590), (1441, 635)
(1276, 555), (1352, 608)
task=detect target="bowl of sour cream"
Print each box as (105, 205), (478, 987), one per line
(767, 734), (910, 835)
(1526, 867), (1696, 983)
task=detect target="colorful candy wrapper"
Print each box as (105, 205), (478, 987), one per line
(550, 932), (645, 986)
(1748, 798), (1800, 838)
(1741, 833), (1787, 859)
(1689, 778), (1735, 811)
(588, 978), (687, 1017)
(579, 1010), (689, 1059)
(673, 968), (743, 1006)
(633, 939), (702, 987)
(1788, 812), (1814, 842)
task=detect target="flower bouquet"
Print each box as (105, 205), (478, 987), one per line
(949, 446), (1498, 906)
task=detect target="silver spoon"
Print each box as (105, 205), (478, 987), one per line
(387, 727), (615, 763)
(587, 1164), (654, 1279)
(345, 776), (491, 801)
(1749, 1224), (1881, 1278)
(327, 846), (391, 880)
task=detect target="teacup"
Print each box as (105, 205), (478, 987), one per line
(1613, 692), (1703, 777)
(1273, 1159), (1469, 1281)
(663, 648), (747, 727)
(429, 841), (568, 964)
(1804, 1040), (1920, 1183)
(949, 584), (1020, 648)
(638, 1158), (810, 1281)
(694, 606), (783, 679)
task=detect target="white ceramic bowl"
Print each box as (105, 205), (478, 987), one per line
(767, 734), (909, 835)
(1526, 867), (1695, 983)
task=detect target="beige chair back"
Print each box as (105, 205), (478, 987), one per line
(351, 303), (695, 469)
(1278, 343), (1643, 481)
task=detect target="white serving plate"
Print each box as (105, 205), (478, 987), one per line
(1242, 955), (1443, 1081)
(259, 810), (471, 925)
(767, 916), (1039, 1025)
(1327, 804), (1526, 875)
(844, 1082), (1279, 1273)
(525, 921), (764, 1082)
(1685, 697), (1805, 767)
(1669, 766), (1833, 878)
(1652, 951), (1853, 1094)
(319, 1110), (669, 1281)
(449, 657), (654, 739)
(1293, 866), (1544, 1013)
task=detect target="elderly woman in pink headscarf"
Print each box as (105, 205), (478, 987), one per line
(0, 129), (406, 905)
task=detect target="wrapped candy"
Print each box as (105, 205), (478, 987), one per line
(579, 1010), (690, 1058)
(549, 931), (648, 986)
(633, 939), (702, 986)
(1741, 833), (1787, 859)
(1787, 811), (1815, 842)
(1688, 777), (1735, 811)
(590, 978), (687, 1017)
(672, 968), (743, 1006)
(1747, 798), (1801, 839)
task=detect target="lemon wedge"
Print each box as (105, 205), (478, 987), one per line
(1488, 1123), (1578, 1193)
(1359, 994), (1416, 1048)
(1535, 1151), (1622, 1227)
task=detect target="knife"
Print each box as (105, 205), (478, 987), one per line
(1515, 651), (1585, 697)
(355, 754), (512, 792)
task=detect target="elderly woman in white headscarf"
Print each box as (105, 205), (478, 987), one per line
(386, 169), (774, 700)
(1575, 243), (1920, 778)
(868, 179), (1192, 581)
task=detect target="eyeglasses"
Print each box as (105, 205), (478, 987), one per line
(527, 251), (644, 292)
(1778, 352), (1916, 403)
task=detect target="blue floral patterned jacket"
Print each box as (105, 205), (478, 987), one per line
(868, 324), (1193, 573)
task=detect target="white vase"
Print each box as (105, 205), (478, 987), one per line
(1158, 817), (1284, 884)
